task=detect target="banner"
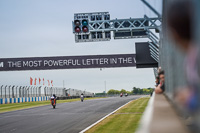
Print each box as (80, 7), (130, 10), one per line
(0, 54), (136, 71)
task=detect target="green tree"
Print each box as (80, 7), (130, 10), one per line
(120, 89), (127, 94)
(107, 89), (116, 94)
(107, 89), (121, 94)
(143, 88), (150, 94)
(137, 89), (141, 94)
(114, 90), (120, 94)
(133, 87), (139, 94)
(127, 91), (132, 94)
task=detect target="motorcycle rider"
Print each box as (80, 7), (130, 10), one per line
(52, 94), (57, 104)
(80, 93), (84, 102)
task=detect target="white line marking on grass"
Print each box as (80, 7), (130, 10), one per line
(79, 98), (137, 133)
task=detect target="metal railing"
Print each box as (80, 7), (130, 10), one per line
(66, 88), (94, 97)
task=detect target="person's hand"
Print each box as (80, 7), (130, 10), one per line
(155, 84), (163, 94)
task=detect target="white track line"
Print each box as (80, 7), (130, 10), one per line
(79, 98), (140, 133)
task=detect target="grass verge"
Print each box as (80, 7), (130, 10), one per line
(0, 97), (105, 113)
(85, 97), (150, 133)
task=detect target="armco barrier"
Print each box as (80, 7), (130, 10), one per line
(0, 96), (50, 104)
(5, 98), (7, 104)
(10, 98), (12, 103)
(14, 98), (16, 103)
(0, 98), (3, 104)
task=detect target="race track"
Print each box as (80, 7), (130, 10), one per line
(0, 95), (142, 133)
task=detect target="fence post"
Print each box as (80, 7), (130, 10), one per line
(24, 86), (27, 97)
(27, 86), (29, 97)
(21, 86), (23, 97)
(39, 86), (41, 96)
(5, 85), (7, 98)
(44, 87), (46, 96)
(12, 85), (15, 98)
(1, 85), (3, 98)
(22, 86), (26, 97)
(33, 87), (35, 97)
(35, 87), (37, 97)
(34, 87), (36, 97)
(9, 85), (11, 98)
(16, 86), (18, 98)
(28, 86), (30, 97)
(30, 86), (33, 97)
(19, 86), (21, 97)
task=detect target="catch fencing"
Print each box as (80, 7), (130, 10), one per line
(0, 85), (65, 98)
(66, 88), (94, 97)
(158, 1), (200, 132)
(159, 0), (200, 100)
(0, 85), (65, 104)
(0, 85), (95, 104)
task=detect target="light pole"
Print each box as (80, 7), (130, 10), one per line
(104, 81), (106, 96)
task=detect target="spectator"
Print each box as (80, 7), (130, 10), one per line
(155, 70), (165, 94)
(155, 76), (160, 87)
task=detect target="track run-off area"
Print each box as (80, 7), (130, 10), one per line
(0, 96), (143, 133)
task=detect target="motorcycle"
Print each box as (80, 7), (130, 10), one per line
(80, 94), (84, 102)
(50, 96), (56, 109)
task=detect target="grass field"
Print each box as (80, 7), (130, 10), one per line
(0, 97), (105, 113)
(86, 97), (150, 133)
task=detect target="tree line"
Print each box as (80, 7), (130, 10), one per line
(107, 87), (154, 95)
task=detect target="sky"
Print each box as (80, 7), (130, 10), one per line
(0, 0), (162, 93)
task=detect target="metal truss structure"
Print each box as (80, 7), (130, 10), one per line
(73, 15), (161, 42)
(88, 16), (161, 32)
(72, 0), (162, 65)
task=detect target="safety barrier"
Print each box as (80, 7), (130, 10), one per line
(0, 96), (50, 104)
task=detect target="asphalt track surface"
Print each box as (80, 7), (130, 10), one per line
(0, 95), (143, 133)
